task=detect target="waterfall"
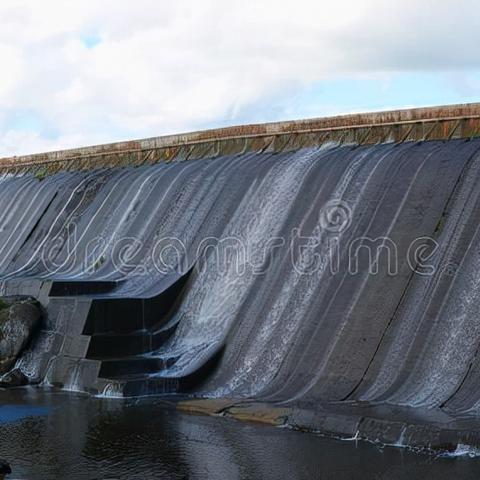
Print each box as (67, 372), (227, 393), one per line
(3, 138), (480, 416)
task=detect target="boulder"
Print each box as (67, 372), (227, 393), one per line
(0, 368), (29, 387)
(0, 458), (11, 479)
(0, 298), (41, 377)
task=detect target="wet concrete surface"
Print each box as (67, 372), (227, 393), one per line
(0, 389), (479, 479)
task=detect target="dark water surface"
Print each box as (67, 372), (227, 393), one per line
(0, 389), (479, 480)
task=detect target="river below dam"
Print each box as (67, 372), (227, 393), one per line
(0, 389), (478, 480)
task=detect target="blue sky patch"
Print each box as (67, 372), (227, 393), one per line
(81, 33), (101, 49)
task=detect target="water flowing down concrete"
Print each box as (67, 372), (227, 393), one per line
(2, 134), (480, 452)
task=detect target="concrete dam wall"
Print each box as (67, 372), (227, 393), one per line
(3, 104), (480, 451)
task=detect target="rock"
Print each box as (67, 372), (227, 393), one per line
(0, 298), (41, 376)
(0, 458), (11, 479)
(0, 368), (29, 387)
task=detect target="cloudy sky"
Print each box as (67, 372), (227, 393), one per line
(0, 0), (479, 156)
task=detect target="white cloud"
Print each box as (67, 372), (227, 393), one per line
(0, 43), (24, 105)
(0, 0), (479, 156)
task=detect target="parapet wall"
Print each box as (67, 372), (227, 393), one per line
(1, 103), (480, 174)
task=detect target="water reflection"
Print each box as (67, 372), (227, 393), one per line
(0, 389), (478, 479)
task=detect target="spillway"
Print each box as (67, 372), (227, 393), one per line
(3, 104), (480, 452)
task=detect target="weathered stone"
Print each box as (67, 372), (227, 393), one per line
(177, 398), (239, 416)
(0, 368), (29, 387)
(225, 403), (289, 426)
(15, 330), (64, 383)
(0, 297), (41, 376)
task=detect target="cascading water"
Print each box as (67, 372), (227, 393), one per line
(3, 139), (480, 423)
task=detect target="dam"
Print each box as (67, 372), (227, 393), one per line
(2, 103), (480, 455)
